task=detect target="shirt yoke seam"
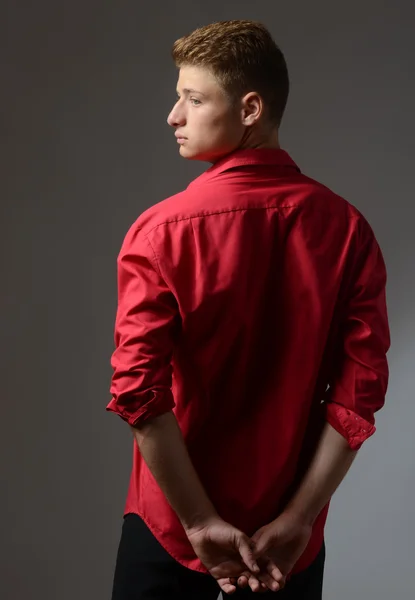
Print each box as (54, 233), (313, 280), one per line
(143, 205), (299, 236)
(142, 204), (360, 237)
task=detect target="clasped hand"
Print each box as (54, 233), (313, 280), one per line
(186, 512), (312, 594)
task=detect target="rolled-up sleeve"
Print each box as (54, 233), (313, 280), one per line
(107, 223), (179, 427)
(325, 219), (390, 450)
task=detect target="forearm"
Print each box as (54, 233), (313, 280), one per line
(131, 411), (217, 531)
(284, 422), (358, 525)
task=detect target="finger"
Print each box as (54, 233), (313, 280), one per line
(266, 560), (285, 585)
(239, 570), (269, 593)
(217, 578), (236, 595)
(237, 535), (260, 574)
(248, 575), (261, 593)
(257, 571), (281, 592)
(257, 559), (285, 589)
(248, 574), (268, 594)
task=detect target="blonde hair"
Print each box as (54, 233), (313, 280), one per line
(172, 20), (289, 126)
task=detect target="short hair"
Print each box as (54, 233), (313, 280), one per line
(172, 20), (289, 127)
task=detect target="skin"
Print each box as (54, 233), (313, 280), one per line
(167, 64), (280, 163)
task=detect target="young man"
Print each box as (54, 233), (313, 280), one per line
(107, 20), (390, 599)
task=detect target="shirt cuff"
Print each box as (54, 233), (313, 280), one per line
(106, 389), (175, 427)
(325, 402), (376, 450)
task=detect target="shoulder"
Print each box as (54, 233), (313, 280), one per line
(122, 188), (191, 243)
(298, 173), (371, 225)
(124, 177), (226, 241)
(135, 189), (192, 233)
(118, 185), (203, 258)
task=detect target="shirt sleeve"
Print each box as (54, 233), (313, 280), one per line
(325, 218), (390, 450)
(107, 223), (179, 427)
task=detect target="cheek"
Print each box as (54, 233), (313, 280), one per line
(197, 112), (240, 145)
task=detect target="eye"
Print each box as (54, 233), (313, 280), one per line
(190, 97), (202, 106)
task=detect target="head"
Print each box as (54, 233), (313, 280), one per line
(167, 20), (289, 163)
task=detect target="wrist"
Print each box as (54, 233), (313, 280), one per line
(280, 504), (317, 529)
(183, 511), (222, 535)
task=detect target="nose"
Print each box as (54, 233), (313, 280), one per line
(167, 102), (186, 128)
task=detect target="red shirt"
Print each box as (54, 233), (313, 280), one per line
(107, 148), (390, 575)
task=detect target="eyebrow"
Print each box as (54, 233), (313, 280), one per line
(176, 88), (206, 97)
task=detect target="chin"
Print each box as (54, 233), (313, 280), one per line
(179, 145), (201, 161)
(179, 146), (219, 163)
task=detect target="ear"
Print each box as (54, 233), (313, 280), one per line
(241, 92), (263, 126)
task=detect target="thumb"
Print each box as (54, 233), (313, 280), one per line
(236, 533), (260, 574)
(251, 528), (273, 558)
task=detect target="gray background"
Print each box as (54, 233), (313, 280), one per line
(2, 1), (414, 599)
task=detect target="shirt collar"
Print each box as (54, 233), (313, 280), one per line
(189, 148), (300, 188)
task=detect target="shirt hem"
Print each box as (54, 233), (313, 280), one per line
(122, 507), (322, 576)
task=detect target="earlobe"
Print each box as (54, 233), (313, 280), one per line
(243, 111), (260, 126)
(244, 114), (257, 126)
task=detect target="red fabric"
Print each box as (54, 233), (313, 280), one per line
(107, 148), (390, 574)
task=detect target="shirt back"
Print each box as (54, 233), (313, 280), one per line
(108, 148), (390, 573)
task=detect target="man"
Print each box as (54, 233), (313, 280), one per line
(107, 20), (390, 599)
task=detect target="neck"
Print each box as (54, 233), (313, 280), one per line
(237, 126), (280, 151)
(208, 128), (281, 165)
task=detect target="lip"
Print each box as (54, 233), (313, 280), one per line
(175, 133), (187, 141)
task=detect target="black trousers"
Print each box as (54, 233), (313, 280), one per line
(111, 514), (325, 600)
